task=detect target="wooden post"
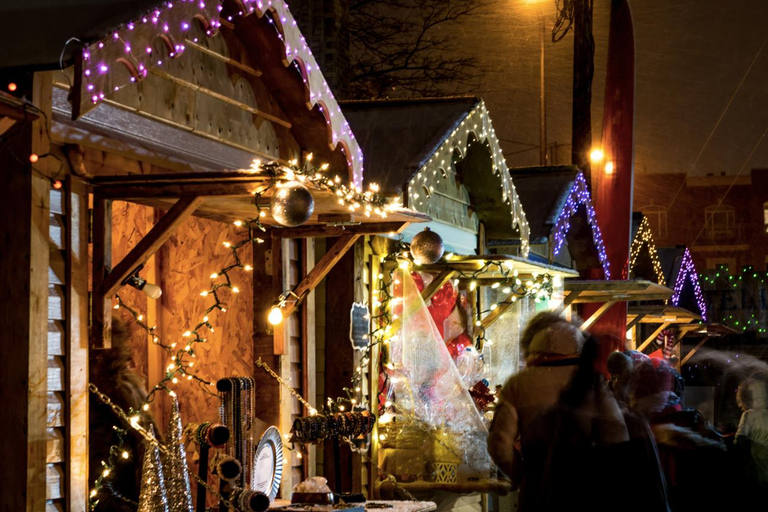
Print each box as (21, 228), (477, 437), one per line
(66, 176), (90, 511)
(91, 194), (112, 348)
(0, 72), (51, 512)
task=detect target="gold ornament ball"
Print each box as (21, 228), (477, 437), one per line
(270, 182), (315, 227)
(410, 227), (444, 265)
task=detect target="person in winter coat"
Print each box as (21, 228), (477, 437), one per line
(487, 313), (584, 483)
(735, 376), (768, 492)
(628, 359), (731, 512)
(518, 336), (669, 512)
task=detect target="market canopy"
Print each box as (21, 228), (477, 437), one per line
(559, 279), (674, 329)
(626, 304), (702, 351)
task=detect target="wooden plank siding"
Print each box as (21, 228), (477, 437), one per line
(46, 187), (67, 510)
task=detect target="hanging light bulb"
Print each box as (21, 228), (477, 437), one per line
(268, 306), (283, 325)
(122, 265), (162, 299)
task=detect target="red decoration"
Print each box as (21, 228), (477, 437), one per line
(428, 281), (457, 338)
(446, 333), (473, 360)
(469, 380), (495, 412)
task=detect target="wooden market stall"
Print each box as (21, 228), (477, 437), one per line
(488, 166), (611, 280)
(305, 96), (536, 502)
(0, 1), (428, 510)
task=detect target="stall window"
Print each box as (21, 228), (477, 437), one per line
(639, 204), (668, 239)
(763, 201), (768, 233)
(704, 204), (735, 240)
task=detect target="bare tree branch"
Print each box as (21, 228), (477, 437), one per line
(347, 0), (490, 99)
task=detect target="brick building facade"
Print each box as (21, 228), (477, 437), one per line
(634, 168), (768, 271)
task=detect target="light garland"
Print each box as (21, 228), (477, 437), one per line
(700, 266), (767, 334)
(551, 172), (611, 279)
(670, 248), (707, 321)
(93, 217), (261, 508)
(252, 158), (396, 221)
(76, 0), (365, 186)
(628, 216), (666, 286)
(406, 100), (531, 256)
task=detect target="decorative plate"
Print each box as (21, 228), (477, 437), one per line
(253, 426), (283, 500)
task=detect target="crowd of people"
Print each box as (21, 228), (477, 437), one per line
(488, 313), (768, 512)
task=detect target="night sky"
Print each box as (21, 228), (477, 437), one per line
(452, 0), (768, 176)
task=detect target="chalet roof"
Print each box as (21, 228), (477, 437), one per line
(2, 0), (365, 185)
(506, 166), (581, 244)
(341, 97), (480, 194)
(631, 211), (645, 242)
(658, 246), (686, 286)
(341, 96), (531, 253)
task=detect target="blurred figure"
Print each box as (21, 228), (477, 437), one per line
(628, 359), (730, 512)
(488, 313), (584, 484)
(735, 376), (768, 493)
(90, 315), (159, 512)
(519, 336), (668, 512)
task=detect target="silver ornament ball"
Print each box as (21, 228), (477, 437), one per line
(270, 182), (315, 227)
(410, 227), (444, 265)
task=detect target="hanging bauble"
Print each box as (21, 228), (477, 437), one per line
(164, 396), (194, 512)
(270, 181), (315, 227)
(138, 425), (170, 512)
(410, 227), (444, 265)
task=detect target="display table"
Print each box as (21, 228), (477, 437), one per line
(269, 500), (437, 512)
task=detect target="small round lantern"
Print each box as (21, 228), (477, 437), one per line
(410, 227), (444, 265)
(270, 182), (315, 227)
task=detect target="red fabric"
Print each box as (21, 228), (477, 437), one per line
(587, 0), (636, 354)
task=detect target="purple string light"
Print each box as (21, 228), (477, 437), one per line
(552, 172), (611, 279)
(670, 248), (707, 321)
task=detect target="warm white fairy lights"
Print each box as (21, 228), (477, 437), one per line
(405, 101), (531, 256)
(628, 216), (666, 286)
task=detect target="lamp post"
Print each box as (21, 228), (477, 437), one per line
(526, 0), (548, 165)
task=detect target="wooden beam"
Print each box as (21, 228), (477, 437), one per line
(626, 314), (647, 331)
(102, 195), (203, 298)
(562, 290), (582, 310)
(681, 338), (709, 365)
(0, 116), (16, 137)
(91, 195), (112, 348)
(280, 234), (361, 321)
(272, 221), (410, 239)
(479, 299), (518, 331)
(65, 176), (89, 510)
(581, 301), (618, 330)
(637, 322), (671, 352)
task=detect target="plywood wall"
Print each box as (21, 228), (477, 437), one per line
(111, 202), (254, 429)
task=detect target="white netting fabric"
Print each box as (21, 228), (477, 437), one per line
(383, 269), (492, 479)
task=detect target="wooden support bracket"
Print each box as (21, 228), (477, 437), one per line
(559, 290), (582, 316)
(626, 314), (647, 331)
(637, 322), (671, 352)
(102, 195), (204, 297)
(681, 337), (709, 365)
(479, 300), (517, 332)
(280, 234), (361, 319)
(581, 301), (618, 330)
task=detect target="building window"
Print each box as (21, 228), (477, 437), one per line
(764, 201), (768, 233)
(639, 204), (668, 239)
(704, 204), (735, 240)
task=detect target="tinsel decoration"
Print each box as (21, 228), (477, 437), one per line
(269, 181), (315, 227)
(138, 425), (170, 512)
(410, 227), (445, 265)
(165, 396), (194, 512)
